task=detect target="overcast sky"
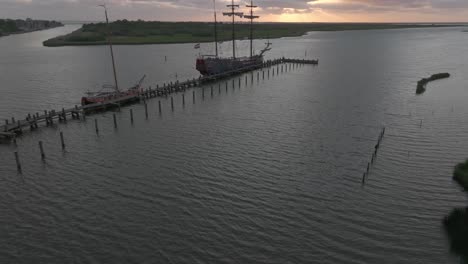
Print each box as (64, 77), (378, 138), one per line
(1, 0), (468, 22)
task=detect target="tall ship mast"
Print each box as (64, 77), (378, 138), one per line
(222, 0), (243, 59)
(244, 0), (259, 58)
(196, 0), (272, 76)
(81, 5), (145, 106)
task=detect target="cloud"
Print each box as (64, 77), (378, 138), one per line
(0, 0), (468, 22)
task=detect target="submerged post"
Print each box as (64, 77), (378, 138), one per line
(60, 131), (65, 150)
(39, 141), (45, 160)
(130, 109), (134, 124)
(211, 86), (214, 97)
(95, 119), (99, 134)
(144, 103), (148, 119)
(193, 91), (196, 104)
(182, 94), (185, 107)
(113, 113), (117, 128)
(171, 97), (174, 111)
(158, 101), (162, 114)
(14, 152), (22, 173)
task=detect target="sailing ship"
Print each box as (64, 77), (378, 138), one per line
(196, 0), (271, 76)
(81, 5), (144, 106)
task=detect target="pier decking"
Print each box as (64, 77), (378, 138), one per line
(0, 57), (318, 139)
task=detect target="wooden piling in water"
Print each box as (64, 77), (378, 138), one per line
(113, 113), (117, 128)
(95, 119), (99, 134)
(144, 103), (148, 119)
(193, 91), (196, 104)
(171, 97), (174, 111)
(60, 131), (65, 150)
(182, 94), (185, 107)
(202, 88), (205, 100)
(211, 86), (214, 97)
(39, 141), (45, 160)
(14, 151), (22, 173)
(218, 83), (221, 93)
(130, 109), (134, 124)
(158, 101), (162, 114)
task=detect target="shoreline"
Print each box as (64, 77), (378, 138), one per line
(43, 23), (465, 47)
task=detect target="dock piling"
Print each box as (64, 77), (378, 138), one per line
(60, 131), (65, 150)
(14, 152), (22, 173)
(193, 91), (196, 104)
(130, 109), (134, 124)
(144, 102), (148, 119)
(39, 141), (45, 160)
(182, 94), (185, 107)
(95, 119), (99, 134)
(211, 86), (214, 97)
(171, 97), (174, 111)
(113, 113), (117, 128)
(158, 101), (162, 114)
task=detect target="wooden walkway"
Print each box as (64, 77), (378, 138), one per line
(0, 57), (318, 139)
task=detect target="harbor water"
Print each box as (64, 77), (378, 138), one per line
(1, 25), (468, 263)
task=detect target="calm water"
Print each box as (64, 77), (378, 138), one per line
(1, 25), (468, 263)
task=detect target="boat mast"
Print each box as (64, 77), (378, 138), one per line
(99, 4), (119, 92)
(244, 0), (259, 58)
(213, 0), (218, 57)
(223, 0), (243, 59)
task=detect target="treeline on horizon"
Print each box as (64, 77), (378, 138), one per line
(0, 18), (63, 36)
(44, 19), (458, 46)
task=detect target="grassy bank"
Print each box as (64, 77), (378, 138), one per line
(43, 21), (459, 47)
(444, 160), (468, 262)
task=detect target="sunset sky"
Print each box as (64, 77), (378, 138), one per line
(1, 0), (468, 23)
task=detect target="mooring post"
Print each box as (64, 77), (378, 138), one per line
(39, 141), (45, 160)
(225, 82), (228, 91)
(420, 119), (423, 128)
(17, 120), (22, 133)
(263, 71), (265, 79)
(60, 131), (65, 150)
(144, 102), (148, 119)
(257, 72), (259, 81)
(14, 152), (22, 173)
(211, 86), (214, 97)
(94, 119), (99, 134)
(113, 113), (117, 128)
(193, 91), (196, 104)
(130, 109), (134, 124)
(238, 78), (241, 88)
(245, 75), (248, 85)
(232, 79), (235, 90)
(182, 94), (185, 107)
(158, 101), (162, 114)
(202, 88), (205, 100)
(171, 97), (174, 111)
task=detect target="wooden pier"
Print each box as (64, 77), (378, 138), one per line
(0, 57), (318, 139)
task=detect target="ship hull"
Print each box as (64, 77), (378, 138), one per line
(196, 55), (263, 76)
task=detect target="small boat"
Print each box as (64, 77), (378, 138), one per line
(81, 4), (144, 107)
(81, 75), (145, 106)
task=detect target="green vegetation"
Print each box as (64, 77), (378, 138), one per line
(43, 20), (458, 47)
(0, 18), (63, 37)
(444, 160), (468, 262)
(0, 19), (19, 35)
(454, 159), (468, 191)
(416, 73), (450, 94)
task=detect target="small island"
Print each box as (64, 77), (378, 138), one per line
(444, 159), (468, 262)
(43, 21), (458, 47)
(0, 18), (63, 37)
(416, 73), (450, 94)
